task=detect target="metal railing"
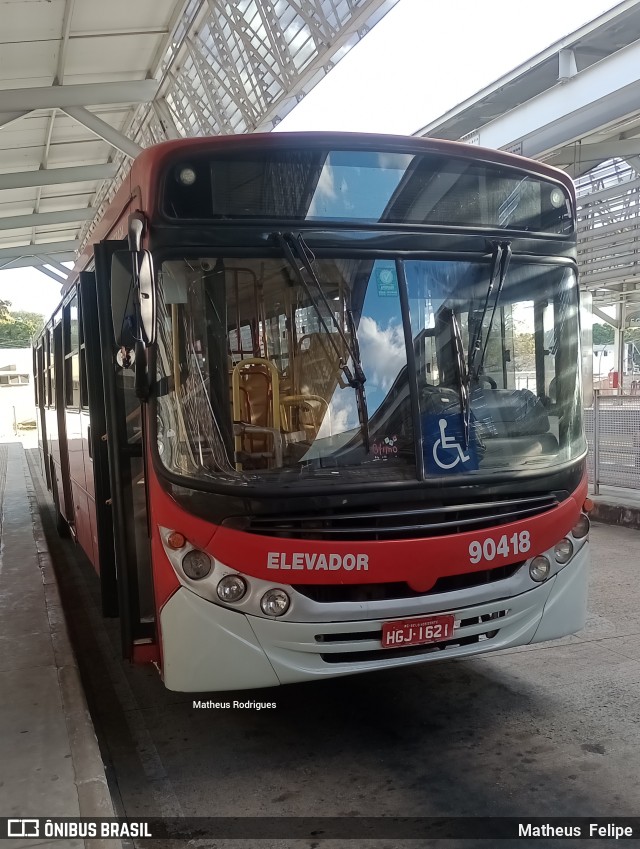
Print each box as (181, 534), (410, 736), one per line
(585, 392), (640, 493)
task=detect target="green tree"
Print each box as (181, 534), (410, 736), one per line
(593, 323), (614, 345)
(513, 332), (536, 371)
(0, 308), (45, 348)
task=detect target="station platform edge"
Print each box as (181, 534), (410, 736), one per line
(0, 441), (117, 849)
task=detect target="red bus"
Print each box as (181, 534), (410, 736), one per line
(34, 132), (590, 691)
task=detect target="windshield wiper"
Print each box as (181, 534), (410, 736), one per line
(450, 309), (471, 450)
(468, 240), (512, 382)
(274, 232), (370, 452)
(463, 240), (512, 446)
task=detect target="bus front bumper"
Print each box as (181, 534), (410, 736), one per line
(159, 543), (589, 692)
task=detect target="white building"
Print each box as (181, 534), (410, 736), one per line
(0, 348), (35, 439)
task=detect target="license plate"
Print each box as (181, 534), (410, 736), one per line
(381, 614), (455, 649)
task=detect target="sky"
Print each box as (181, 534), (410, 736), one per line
(0, 0), (621, 319)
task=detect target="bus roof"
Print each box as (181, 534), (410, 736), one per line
(71, 131), (575, 283)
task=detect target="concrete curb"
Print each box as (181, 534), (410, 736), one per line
(590, 500), (640, 530)
(24, 451), (121, 849)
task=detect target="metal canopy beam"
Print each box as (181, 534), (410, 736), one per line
(56, 0), (77, 85)
(0, 111), (31, 129)
(464, 38), (640, 158)
(415, 0), (640, 140)
(593, 306), (620, 328)
(1, 253), (76, 271)
(0, 240), (79, 261)
(38, 255), (71, 277)
(35, 265), (68, 284)
(0, 209), (95, 230)
(0, 164), (118, 191)
(545, 140), (640, 171)
(62, 106), (142, 158)
(0, 80), (159, 112)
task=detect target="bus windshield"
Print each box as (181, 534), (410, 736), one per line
(154, 255), (584, 489)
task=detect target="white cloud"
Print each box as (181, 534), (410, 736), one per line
(358, 316), (406, 394)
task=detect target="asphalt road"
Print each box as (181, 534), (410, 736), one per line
(29, 457), (640, 849)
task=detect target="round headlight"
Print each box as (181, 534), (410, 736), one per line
(530, 555), (551, 582)
(217, 575), (247, 603)
(572, 514), (590, 539)
(260, 588), (290, 617)
(182, 549), (212, 580)
(178, 166), (197, 186)
(550, 188), (565, 208)
(554, 538), (574, 565)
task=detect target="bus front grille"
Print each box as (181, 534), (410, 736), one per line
(293, 561), (524, 603)
(229, 494), (558, 541)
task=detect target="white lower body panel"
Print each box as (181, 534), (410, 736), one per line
(159, 545), (589, 692)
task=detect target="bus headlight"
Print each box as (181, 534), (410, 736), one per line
(572, 514), (590, 539)
(260, 589), (290, 617)
(182, 549), (212, 580)
(177, 166), (197, 185)
(554, 538), (574, 565)
(530, 556), (551, 582)
(217, 575), (247, 603)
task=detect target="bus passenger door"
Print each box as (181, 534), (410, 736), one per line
(93, 241), (155, 660)
(79, 270), (118, 617)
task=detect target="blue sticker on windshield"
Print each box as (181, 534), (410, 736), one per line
(423, 413), (480, 475)
(376, 265), (399, 297)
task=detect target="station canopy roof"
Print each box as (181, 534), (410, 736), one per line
(415, 0), (640, 307)
(0, 0), (398, 281)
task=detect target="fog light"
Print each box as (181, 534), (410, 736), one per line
(554, 538), (574, 565)
(260, 588), (290, 617)
(572, 514), (590, 539)
(530, 555), (551, 582)
(182, 549), (211, 580)
(166, 531), (186, 550)
(217, 575), (247, 603)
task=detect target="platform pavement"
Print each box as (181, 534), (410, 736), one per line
(0, 441), (118, 849)
(0, 436), (637, 849)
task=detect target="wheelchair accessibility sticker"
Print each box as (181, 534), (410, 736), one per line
(424, 414), (479, 474)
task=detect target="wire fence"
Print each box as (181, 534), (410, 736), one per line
(584, 392), (640, 493)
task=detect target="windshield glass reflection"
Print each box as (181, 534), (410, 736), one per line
(154, 257), (584, 488)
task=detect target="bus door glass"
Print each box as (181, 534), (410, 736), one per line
(35, 342), (51, 487)
(53, 320), (74, 522)
(94, 241), (154, 657)
(79, 271), (118, 615)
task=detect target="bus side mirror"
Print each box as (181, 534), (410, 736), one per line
(138, 251), (156, 346)
(110, 250), (156, 348)
(111, 252), (137, 349)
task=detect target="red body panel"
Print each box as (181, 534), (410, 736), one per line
(148, 457), (587, 597)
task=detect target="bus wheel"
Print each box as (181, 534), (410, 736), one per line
(51, 462), (70, 538)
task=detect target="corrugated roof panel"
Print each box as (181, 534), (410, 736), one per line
(0, 0), (400, 272)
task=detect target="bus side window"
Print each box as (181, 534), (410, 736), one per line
(47, 328), (55, 408)
(63, 295), (80, 409)
(33, 345), (39, 406)
(78, 294), (88, 410)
